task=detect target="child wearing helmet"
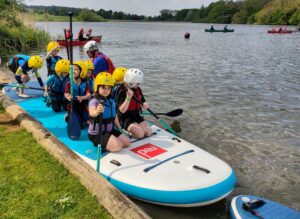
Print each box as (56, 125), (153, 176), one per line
(112, 67), (127, 99)
(44, 59), (70, 112)
(8, 54), (44, 96)
(46, 41), (62, 76)
(88, 72), (130, 152)
(84, 60), (94, 94)
(64, 60), (91, 128)
(117, 68), (152, 139)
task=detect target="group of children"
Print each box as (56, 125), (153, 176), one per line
(8, 40), (152, 153)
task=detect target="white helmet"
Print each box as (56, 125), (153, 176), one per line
(124, 68), (144, 88)
(84, 40), (98, 52)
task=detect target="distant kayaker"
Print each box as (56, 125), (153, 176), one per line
(117, 68), (152, 139)
(88, 72), (130, 152)
(224, 25), (228, 31)
(84, 40), (115, 77)
(210, 25), (215, 31)
(7, 54), (44, 96)
(46, 41), (62, 76)
(78, 28), (86, 41)
(65, 28), (71, 39)
(278, 27), (282, 33)
(44, 59), (70, 112)
(64, 60), (91, 128)
(85, 28), (93, 40)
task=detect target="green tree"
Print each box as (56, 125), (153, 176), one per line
(77, 8), (105, 22)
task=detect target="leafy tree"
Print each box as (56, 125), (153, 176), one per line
(77, 8), (105, 22)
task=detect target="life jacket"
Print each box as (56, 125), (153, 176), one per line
(47, 56), (62, 75)
(7, 54), (29, 73)
(96, 53), (115, 74)
(127, 87), (143, 111)
(50, 76), (69, 95)
(87, 78), (94, 94)
(90, 97), (117, 133)
(71, 80), (88, 97)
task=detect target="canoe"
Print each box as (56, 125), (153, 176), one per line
(267, 30), (293, 34)
(230, 195), (300, 219)
(2, 81), (236, 207)
(205, 29), (234, 33)
(57, 35), (102, 47)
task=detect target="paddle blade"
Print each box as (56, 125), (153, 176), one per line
(166, 109), (183, 117)
(67, 111), (81, 140)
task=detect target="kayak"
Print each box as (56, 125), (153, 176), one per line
(2, 81), (236, 207)
(267, 30), (293, 34)
(205, 29), (234, 33)
(57, 35), (102, 47)
(230, 195), (300, 219)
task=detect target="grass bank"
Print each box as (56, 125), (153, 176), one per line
(0, 105), (111, 218)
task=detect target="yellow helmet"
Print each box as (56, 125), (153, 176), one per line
(73, 60), (87, 79)
(94, 72), (115, 92)
(47, 41), (60, 52)
(84, 60), (94, 70)
(55, 59), (70, 75)
(28, 55), (43, 69)
(113, 67), (127, 83)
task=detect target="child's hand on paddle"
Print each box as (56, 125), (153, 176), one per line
(143, 102), (149, 110)
(96, 103), (104, 115)
(65, 93), (72, 101)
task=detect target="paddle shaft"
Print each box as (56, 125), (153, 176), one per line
(130, 93), (178, 135)
(96, 99), (104, 173)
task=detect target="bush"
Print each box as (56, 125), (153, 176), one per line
(77, 9), (105, 22)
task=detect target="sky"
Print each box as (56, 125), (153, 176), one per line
(23, 0), (218, 16)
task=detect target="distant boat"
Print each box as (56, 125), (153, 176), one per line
(205, 29), (234, 33)
(184, 32), (190, 39)
(57, 35), (102, 47)
(267, 29), (293, 34)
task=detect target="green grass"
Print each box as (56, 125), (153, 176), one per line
(0, 105), (111, 219)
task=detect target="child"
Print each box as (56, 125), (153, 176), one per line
(112, 67), (127, 99)
(64, 60), (91, 128)
(117, 68), (152, 139)
(8, 54), (44, 96)
(46, 41), (62, 76)
(44, 59), (70, 112)
(84, 60), (94, 94)
(88, 72), (130, 152)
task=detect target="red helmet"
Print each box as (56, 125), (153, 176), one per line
(88, 29), (92, 32)
(80, 28), (84, 32)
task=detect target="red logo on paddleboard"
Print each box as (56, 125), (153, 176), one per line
(131, 144), (167, 159)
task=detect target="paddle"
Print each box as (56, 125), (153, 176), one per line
(66, 12), (81, 140)
(96, 99), (104, 173)
(142, 108), (183, 117)
(120, 84), (178, 135)
(64, 28), (70, 60)
(0, 83), (45, 91)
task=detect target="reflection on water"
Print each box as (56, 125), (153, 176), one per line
(35, 22), (300, 218)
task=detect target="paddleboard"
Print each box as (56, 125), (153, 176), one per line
(230, 195), (300, 219)
(2, 81), (236, 207)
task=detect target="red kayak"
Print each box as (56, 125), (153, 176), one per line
(267, 29), (293, 34)
(57, 35), (102, 47)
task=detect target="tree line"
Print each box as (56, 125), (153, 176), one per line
(25, 0), (300, 25)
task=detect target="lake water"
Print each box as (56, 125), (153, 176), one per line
(36, 22), (300, 218)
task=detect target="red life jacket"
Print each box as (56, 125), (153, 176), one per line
(127, 87), (143, 111)
(96, 53), (115, 74)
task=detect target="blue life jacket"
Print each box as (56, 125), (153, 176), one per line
(87, 78), (94, 94)
(47, 56), (62, 75)
(50, 76), (69, 95)
(8, 54), (29, 73)
(72, 80), (88, 97)
(102, 97), (117, 123)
